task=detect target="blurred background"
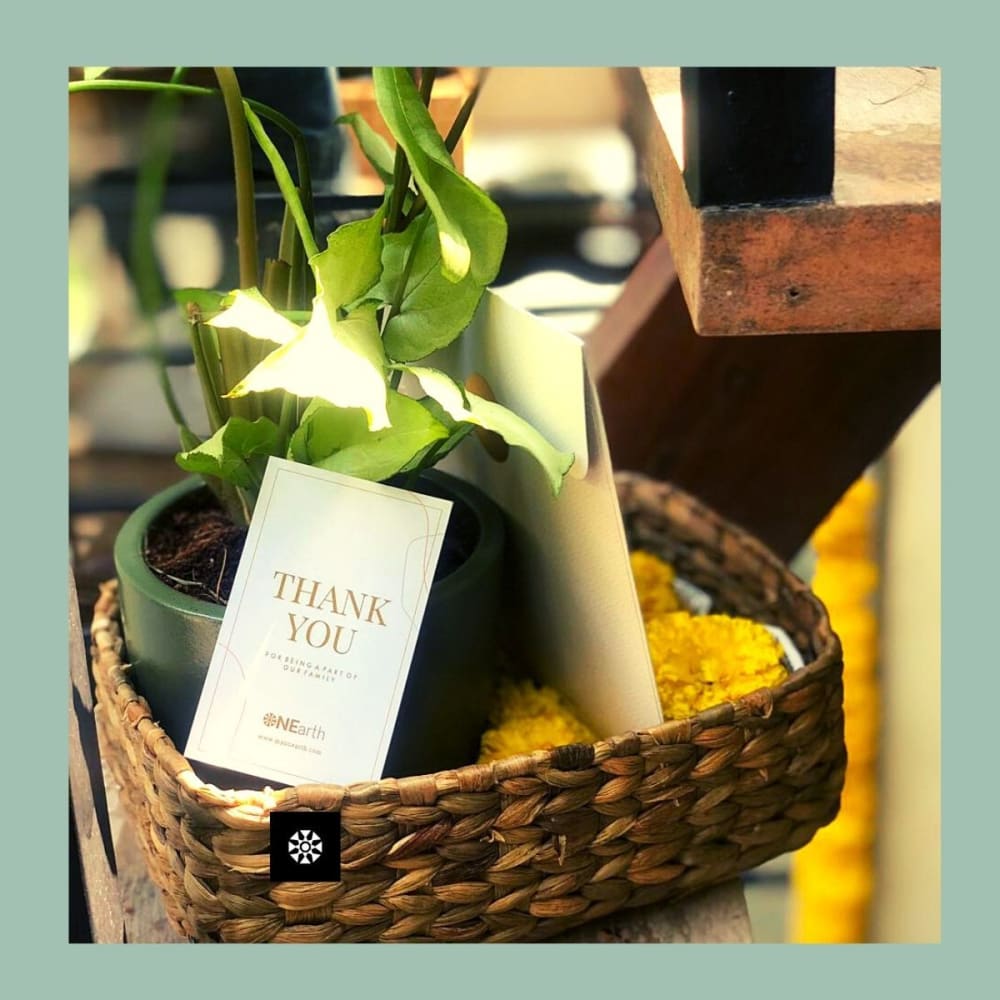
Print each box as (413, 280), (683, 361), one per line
(68, 67), (940, 942)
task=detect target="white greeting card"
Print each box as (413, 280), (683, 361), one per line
(184, 458), (452, 786)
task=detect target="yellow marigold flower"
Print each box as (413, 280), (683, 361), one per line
(793, 901), (867, 944)
(478, 678), (596, 764)
(812, 477), (879, 556)
(646, 612), (788, 720)
(812, 558), (879, 607)
(839, 773), (878, 823)
(792, 854), (874, 906)
(630, 549), (682, 620)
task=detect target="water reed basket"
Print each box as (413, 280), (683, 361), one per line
(90, 471), (846, 943)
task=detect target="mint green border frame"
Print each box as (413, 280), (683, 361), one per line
(28, 0), (968, 992)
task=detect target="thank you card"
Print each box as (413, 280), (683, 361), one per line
(184, 458), (452, 786)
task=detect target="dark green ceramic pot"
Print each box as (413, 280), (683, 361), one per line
(113, 470), (505, 781)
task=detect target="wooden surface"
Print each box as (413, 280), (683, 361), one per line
(589, 236), (940, 559)
(622, 67), (940, 335)
(69, 568), (125, 943)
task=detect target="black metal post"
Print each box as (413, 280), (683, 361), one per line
(680, 68), (835, 207)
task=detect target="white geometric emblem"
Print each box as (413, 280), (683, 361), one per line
(287, 829), (324, 864)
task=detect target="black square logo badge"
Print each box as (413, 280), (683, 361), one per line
(269, 811), (341, 882)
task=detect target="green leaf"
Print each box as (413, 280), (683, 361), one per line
(225, 300), (390, 431)
(336, 111), (395, 184)
(207, 282), (389, 431)
(398, 397), (474, 472)
(313, 207), (385, 313)
(207, 288), (301, 344)
(175, 416), (280, 489)
(289, 390), (449, 482)
(83, 67), (111, 81)
(173, 287), (228, 320)
(464, 392), (575, 495)
(373, 67), (506, 284)
(403, 367), (574, 495)
(178, 425), (202, 453)
(402, 367), (469, 419)
(378, 214), (490, 361)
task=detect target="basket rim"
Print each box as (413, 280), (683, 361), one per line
(90, 472), (843, 823)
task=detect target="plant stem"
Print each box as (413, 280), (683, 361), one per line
(279, 114), (313, 308)
(277, 392), (298, 453)
(280, 199), (310, 310)
(406, 437), (445, 489)
(383, 206), (431, 396)
(384, 69), (419, 234)
(418, 67), (437, 104)
(129, 66), (190, 431)
(386, 210), (432, 326)
(243, 104), (319, 260)
(213, 68), (258, 290)
(234, 486), (253, 527)
(189, 320), (227, 432)
(385, 144), (411, 235)
(213, 68), (263, 422)
(277, 205), (296, 263)
(262, 258), (290, 304)
(444, 69), (488, 151)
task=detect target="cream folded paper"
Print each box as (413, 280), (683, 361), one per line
(435, 290), (664, 736)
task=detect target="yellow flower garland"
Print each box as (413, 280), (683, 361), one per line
(789, 474), (880, 943)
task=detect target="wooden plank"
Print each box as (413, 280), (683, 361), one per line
(589, 236), (940, 559)
(554, 879), (752, 943)
(622, 67), (940, 335)
(69, 567), (126, 943)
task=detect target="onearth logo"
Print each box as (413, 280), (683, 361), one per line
(287, 829), (324, 864)
(260, 712), (327, 740)
(269, 811), (341, 882)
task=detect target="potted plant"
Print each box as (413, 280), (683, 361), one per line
(71, 66), (574, 781)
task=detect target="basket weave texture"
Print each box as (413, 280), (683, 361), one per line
(90, 472), (846, 943)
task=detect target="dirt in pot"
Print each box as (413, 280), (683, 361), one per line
(143, 489), (246, 604)
(144, 482), (481, 605)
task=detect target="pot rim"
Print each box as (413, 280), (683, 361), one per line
(113, 470), (506, 621)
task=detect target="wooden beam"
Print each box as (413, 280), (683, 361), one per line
(69, 567), (125, 944)
(589, 237), (940, 559)
(622, 67), (940, 335)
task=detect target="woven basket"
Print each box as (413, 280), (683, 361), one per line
(90, 471), (845, 943)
